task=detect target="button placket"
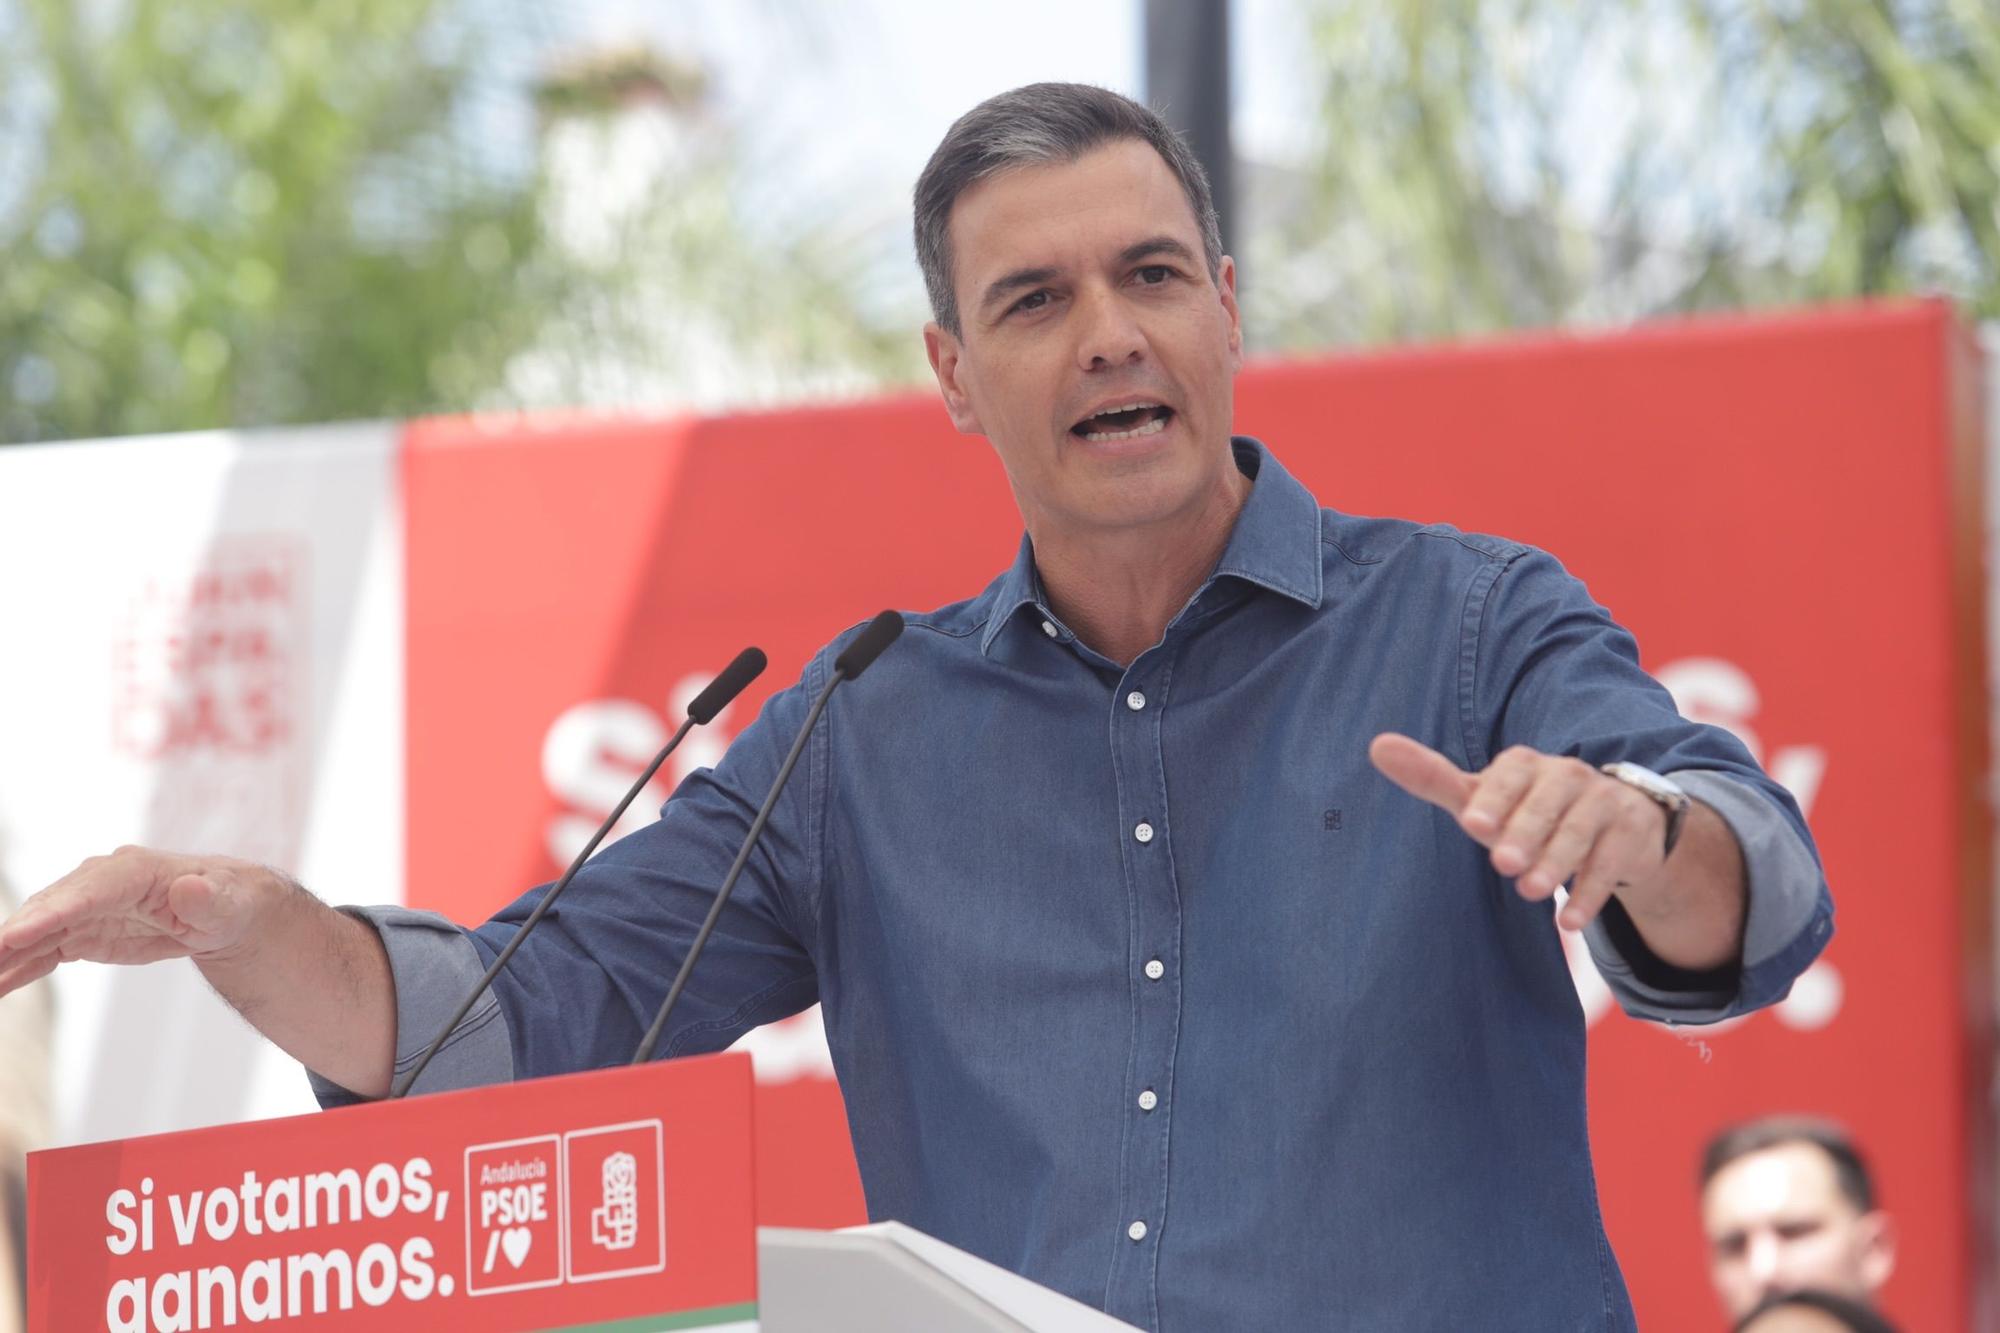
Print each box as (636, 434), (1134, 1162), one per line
(1105, 656), (1179, 1326)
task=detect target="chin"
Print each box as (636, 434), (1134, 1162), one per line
(1073, 472), (1210, 531)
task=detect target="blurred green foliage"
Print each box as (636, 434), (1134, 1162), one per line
(0, 1), (917, 446)
(12, 1), (1991, 437)
(0, 0), (576, 443)
(1246, 0), (2000, 350)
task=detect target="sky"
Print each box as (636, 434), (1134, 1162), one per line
(514, 0), (1325, 341)
(561, 0), (1318, 236)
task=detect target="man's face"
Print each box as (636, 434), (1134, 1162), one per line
(923, 139), (1244, 540)
(1701, 1143), (1895, 1319)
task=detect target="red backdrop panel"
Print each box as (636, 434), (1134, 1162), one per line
(404, 300), (1989, 1330)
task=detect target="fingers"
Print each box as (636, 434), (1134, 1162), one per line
(0, 882), (88, 955)
(0, 950), (58, 998)
(1387, 740), (1667, 925)
(0, 847), (213, 982)
(0, 933), (185, 1000)
(1459, 746), (1544, 849)
(0, 928), (61, 979)
(1559, 802), (1658, 931)
(1376, 739), (1667, 931)
(1507, 760), (1617, 894)
(1369, 734), (1477, 814)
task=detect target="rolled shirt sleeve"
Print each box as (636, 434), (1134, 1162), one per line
(309, 648), (835, 1107)
(309, 905), (513, 1108)
(1469, 546), (1835, 1024)
(1581, 769), (1835, 1024)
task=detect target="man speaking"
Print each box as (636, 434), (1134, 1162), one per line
(0, 83), (1832, 1329)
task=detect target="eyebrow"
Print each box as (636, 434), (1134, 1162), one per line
(1117, 235), (1199, 268)
(975, 236), (1202, 319)
(977, 265), (1059, 318)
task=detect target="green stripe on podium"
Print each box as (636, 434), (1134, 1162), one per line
(547, 1301), (759, 1331)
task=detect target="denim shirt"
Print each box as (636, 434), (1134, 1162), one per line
(319, 439), (1833, 1331)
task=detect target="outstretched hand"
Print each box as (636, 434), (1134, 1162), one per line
(1369, 733), (1670, 932)
(0, 847), (263, 998)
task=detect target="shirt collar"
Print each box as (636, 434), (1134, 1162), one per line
(978, 532), (1048, 656)
(978, 436), (1324, 656)
(1208, 437), (1325, 610)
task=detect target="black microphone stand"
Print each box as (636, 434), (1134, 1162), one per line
(390, 647), (767, 1099)
(629, 611), (903, 1065)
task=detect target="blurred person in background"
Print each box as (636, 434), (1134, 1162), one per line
(0, 847), (51, 1333)
(1732, 1289), (1899, 1333)
(1701, 1116), (1895, 1321)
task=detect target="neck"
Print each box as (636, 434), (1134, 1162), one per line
(1032, 463), (1252, 667)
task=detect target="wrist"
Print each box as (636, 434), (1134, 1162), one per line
(1598, 761), (1689, 857)
(1608, 800), (1747, 969)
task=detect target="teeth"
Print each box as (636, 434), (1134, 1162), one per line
(1081, 414), (1170, 443)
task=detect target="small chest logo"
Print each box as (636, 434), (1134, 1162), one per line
(1323, 808), (1343, 832)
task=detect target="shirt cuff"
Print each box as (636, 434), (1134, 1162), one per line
(307, 905), (516, 1108)
(1581, 769), (1833, 1025)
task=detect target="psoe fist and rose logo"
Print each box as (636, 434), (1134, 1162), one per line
(463, 1120), (665, 1297)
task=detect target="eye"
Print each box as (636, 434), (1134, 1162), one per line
(1135, 264), (1174, 285)
(1011, 289), (1052, 315)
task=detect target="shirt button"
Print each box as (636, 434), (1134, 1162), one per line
(1144, 958), (1164, 980)
(1040, 619), (1058, 638)
(1126, 690), (1146, 711)
(1138, 1089), (1158, 1111)
(1127, 1220), (1148, 1242)
(1134, 821), (1154, 844)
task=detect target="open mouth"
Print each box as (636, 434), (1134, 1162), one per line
(1071, 403), (1175, 443)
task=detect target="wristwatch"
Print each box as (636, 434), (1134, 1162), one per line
(1598, 761), (1690, 857)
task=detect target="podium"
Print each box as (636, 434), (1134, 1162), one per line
(758, 1223), (1138, 1332)
(27, 1052), (1137, 1332)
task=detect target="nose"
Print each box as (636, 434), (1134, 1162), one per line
(1745, 1232), (1781, 1288)
(1073, 283), (1146, 371)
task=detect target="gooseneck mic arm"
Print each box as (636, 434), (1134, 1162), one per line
(390, 646), (768, 1099)
(629, 611), (903, 1066)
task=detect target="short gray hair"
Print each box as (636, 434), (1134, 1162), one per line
(914, 82), (1223, 338)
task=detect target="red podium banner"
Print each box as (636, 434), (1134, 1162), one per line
(27, 1053), (757, 1332)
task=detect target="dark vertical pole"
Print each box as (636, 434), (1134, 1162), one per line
(1144, 0), (1235, 265)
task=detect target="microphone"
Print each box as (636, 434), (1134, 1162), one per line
(688, 648), (768, 724)
(390, 646), (768, 1099)
(832, 609), (902, 679)
(630, 610), (903, 1065)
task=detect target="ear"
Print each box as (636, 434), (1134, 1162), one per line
(1217, 255), (1243, 372)
(924, 322), (984, 436)
(1856, 1209), (1897, 1292)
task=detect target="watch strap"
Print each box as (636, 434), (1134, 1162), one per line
(1599, 761), (1690, 857)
